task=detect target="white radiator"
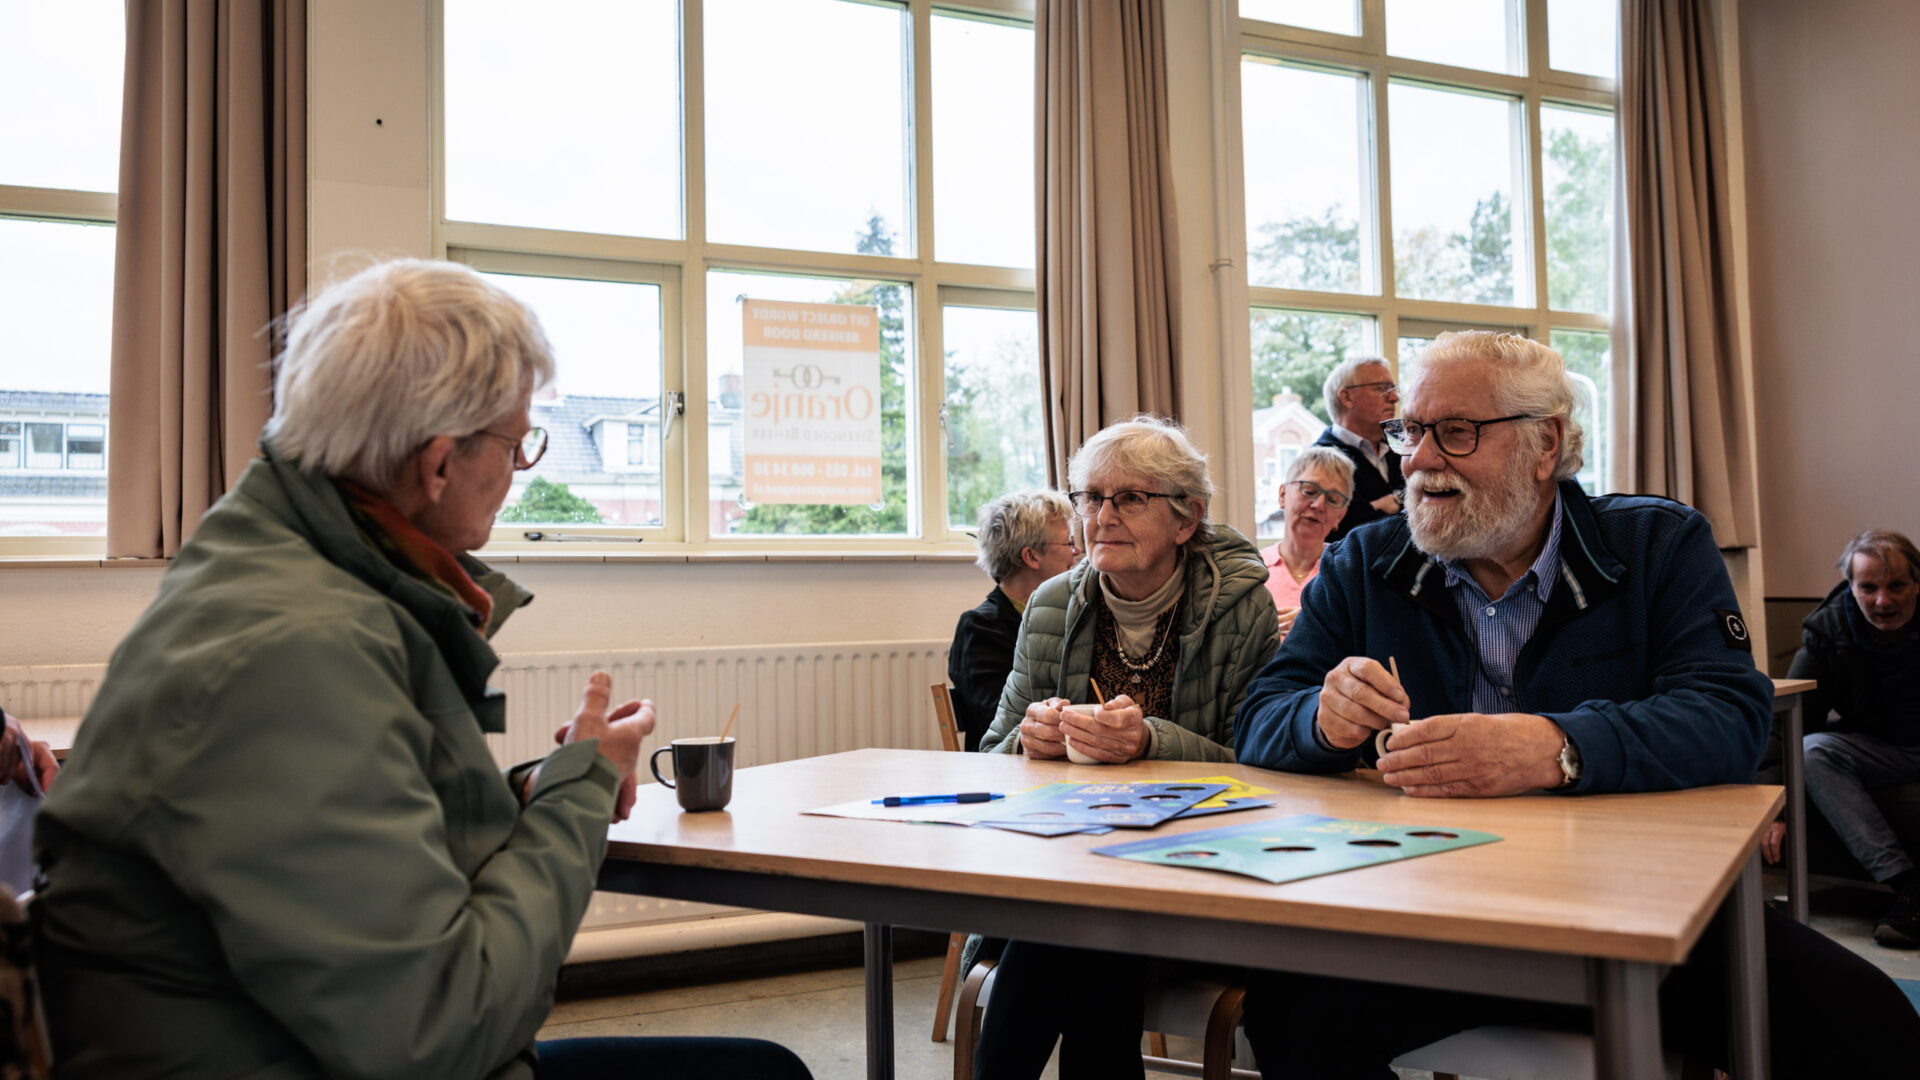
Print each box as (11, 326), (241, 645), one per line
(1, 640), (952, 949)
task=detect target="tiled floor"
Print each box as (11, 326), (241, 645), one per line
(538, 875), (1919, 1080)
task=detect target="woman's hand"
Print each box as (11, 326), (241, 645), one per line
(1019, 697), (1069, 758)
(1060, 694), (1149, 762)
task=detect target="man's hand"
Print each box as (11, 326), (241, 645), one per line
(1378, 712), (1567, 797)
(1316, 657), (1409, 750)
(1761, 820), (1785, 865)
(0, 715), (57, 794)
(539, 673), (656, 822)
(1060, 694), (1149, 763)
(1019, 697), (1069, 759)
(1371, 493), (1401, 514)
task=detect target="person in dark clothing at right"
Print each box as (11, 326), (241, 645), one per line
(1788, 529), (1920, 946)
(947, 490), (1078, 750)
(1312, 355), (1404, 542)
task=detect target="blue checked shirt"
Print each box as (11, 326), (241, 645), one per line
(1443, 491), (1566, 714)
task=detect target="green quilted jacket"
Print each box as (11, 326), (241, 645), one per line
(34, 441), (619, 1080)
(979, 526), (1280, 762)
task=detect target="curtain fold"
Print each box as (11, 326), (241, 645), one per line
(108, 0), (307, 558)
(1035, 0), (1183, 486)
(1619, 0), (1756, 547)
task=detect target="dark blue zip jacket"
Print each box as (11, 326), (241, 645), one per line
(1235, 480), (1772, 793)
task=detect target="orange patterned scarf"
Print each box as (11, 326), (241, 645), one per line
(337, 479), (493, 628)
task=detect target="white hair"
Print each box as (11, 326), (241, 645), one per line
(266, 259), (556, 488)
(1068, 414), (1215, 547)
(974, 490), (1074, 581)
(1405, 331), (1585, 482)
(1323, 355), (1391, 423)
(1284, 445), (1357, 493)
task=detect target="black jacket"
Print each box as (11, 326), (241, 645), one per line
(1788, 582), (1920, 745)
(1313, 426), (1402, 543)
(948, 587), (1022, 751)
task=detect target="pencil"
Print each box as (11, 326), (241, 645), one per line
(1090, 677), (1106, 705)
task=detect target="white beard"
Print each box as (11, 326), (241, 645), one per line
(1405, 453), (1544, 563)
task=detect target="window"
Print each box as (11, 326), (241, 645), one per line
(439, 0), (1038, 547)
(0, 1), (123, 541)
(1241, 0), (1617, 522)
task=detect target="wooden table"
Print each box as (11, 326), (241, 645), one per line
(600, 749), (1782, 1080)
(1771, 678), (1815, 924)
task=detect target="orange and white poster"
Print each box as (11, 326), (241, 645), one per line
(741, 298), (883, 505)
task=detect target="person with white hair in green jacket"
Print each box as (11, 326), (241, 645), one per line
(34, 259), (812, 1080)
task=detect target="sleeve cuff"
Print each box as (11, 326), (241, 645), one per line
(527, 739), (621, 802)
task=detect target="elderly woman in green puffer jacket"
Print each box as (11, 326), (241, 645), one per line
(971, 415), (1280, 1080)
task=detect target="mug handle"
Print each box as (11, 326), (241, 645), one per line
(649, 745), (677, 788)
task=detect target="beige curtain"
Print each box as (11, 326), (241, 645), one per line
(1619, 0), (1756, 547)
(1035, 0), (1183, 486)
(108, 0), (307, 558)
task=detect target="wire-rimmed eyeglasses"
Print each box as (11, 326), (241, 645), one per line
(1067, 490), (1178, 518)
(1285, 480), (1350, 509)
(1379, 415), (1542, 458)
(471, 427), (549, 470)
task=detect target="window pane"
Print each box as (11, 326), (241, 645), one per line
(1551, 329), (1610, 495)
(943, 306), (1043, 530)
(1386, 0), (1523, 75)
(1241, 0), (1359, 37)
(1543, 106), (1613, 315)
(0, 218), (113, 536)
(708, 269), (914, 537)
(1548, 0), (1617, 78)
(706, 0), (912, 257)
(445, 0), (681, 239)
(479, 272), (667, 528)
(933, 14), (1034, 269)
(1243, 61), (1373, 294)
(1250, 309), (1375, 533)
(0, 1), (123, 192)
(1389, 82), (1524, 306)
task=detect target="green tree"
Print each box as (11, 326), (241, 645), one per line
(944, 327), (1046, 529)
(1248, 208), (1368, 424)
(1395, 193), (1513, 305)
(1544, 125), (1612, 313)
(738, 212), (910, 535)
(1249, 207), (1362, 292)
(498, 476), (604, 524)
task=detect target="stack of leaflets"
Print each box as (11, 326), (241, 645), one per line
(951, 775), (1276, 837)
(1092, 812), (1500, 883)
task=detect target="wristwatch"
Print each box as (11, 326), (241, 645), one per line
(1556, 734), (1583, 787)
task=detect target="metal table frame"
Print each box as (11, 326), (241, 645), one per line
(598, 852), (1770, 1080)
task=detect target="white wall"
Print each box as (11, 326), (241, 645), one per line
(1740, 0), (1920, 598)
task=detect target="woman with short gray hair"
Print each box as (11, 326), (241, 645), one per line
(1262, 445), (1356, 640)
(971, 415), (1278, 1080)
(949, 490), (1078, 750)
(36, 259), (812, 1080)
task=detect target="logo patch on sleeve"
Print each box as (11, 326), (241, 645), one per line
(1716, 610), (1751, 652)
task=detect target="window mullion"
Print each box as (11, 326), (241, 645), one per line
(683, 0), (711, 543)
(912, 0), (942, 542)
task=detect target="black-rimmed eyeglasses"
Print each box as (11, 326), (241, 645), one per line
(1379, 415), (1542, 458)
(471, 427), (549, 470)
(1067, 490), (1178, 518)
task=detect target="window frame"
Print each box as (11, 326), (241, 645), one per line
(432, 0), (1038, 553)
(1238, 0), (1616, 532)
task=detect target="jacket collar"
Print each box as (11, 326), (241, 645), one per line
(1371, 480), (1624, 629)
(255, 439), (529, 730)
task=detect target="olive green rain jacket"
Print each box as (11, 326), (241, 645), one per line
(980, 526), (1281, 762)
(34, 441), (619, 1079)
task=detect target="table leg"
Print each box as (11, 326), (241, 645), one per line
(1783, 696), (1809, 924)
(1726, 853), (1772, 1080)
(864, 922), (895, 1080)
(1590, 959), (1663, 1079)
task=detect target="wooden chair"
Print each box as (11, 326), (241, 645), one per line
(928, 683), (966, 1043)
(952, 956), (1256, 1080)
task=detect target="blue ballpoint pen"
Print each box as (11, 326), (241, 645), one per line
(873, 792), (1004, 807)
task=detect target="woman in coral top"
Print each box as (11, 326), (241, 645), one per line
(1261, 446), (1355, 640)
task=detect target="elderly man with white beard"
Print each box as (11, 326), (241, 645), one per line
(1228, 332), (1919, 1078)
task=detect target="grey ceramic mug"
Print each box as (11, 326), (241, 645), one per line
(649, 736), (735, 812)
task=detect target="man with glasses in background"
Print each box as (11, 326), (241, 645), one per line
(1313, 355), (1404, 542)
(1229, 331), (1916, 1078)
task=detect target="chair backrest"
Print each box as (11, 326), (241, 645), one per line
(930, 684), (961, 753)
